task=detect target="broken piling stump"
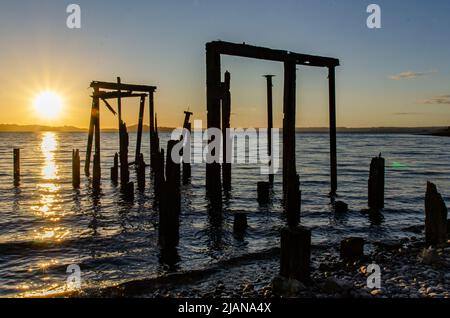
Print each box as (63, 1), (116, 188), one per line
(13, 148), (20, 186)
(340, 237), (365, 261)
(72, 149), (80, 189)
(425, 182), (448, 246)
(368, 154), (385, 210)
(257, 181), (270, 204)
(110, 153), (118, 184)
(122, 182), (134, 201)
(334, 201), (348, 213)
(280, 226), (311, 282)
(233, 213), (248, 236)
(92, 152), (101, 190)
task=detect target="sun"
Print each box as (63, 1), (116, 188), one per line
(33, 91), (63, 119)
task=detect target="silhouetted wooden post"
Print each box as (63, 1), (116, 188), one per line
(283, 60), (299, 225)
(280, 226), (311, 282)
(159, 140), (181, 249)
(368, 153), (384, 210)
(110, 153), (118, 183)
(137, 153), (146, 191)
(72, 149), (80, 189)
(205, 43), (222, 203)
(264, 75), (275, 185)
(425, 182), (448, 246)
(222, 71), (232, 191)
(92, 89), (101, 190)
(328, 66), (337, 196)
(233, 213), (248, 238)
(155, 148), (165, 200)
(13, 148), (20, 186)
(135, 95), (146, 163)
(119, 121), (130, 186)
(182, 111), (193, 185)
(257, 181), (270, 204)
(149, 90), (155, 168)
(85, 99), (95, 176)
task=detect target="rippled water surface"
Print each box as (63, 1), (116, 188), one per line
(0, 132), (449, 296)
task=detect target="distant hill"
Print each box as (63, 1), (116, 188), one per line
(1, 124), (448, 135)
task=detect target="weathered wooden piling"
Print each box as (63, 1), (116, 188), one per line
(222, 71), (232, 191)
(72, 149), (80, 189)
(119, 120), (130, 186)
(182, 111), (193, 185)
(328, 66), (337, 196)
(159, 141), (181, 249)
(257, 181), (270, 204)
(92, 153), (101, 190)
(368, 153), (385, 210)
(340, 237), (365, 261)
(13, 148), (20, 186)
(137, 153), (146, 191)
(280, 226), (311, 282)
(135, 95), (146, 163)
(122, 181), (134, 201)
(264, 75), (275, 185)
(286, 174), (301, 227)
(233, 213), (248, 235)
(110, 153), (118, 183)
(154, 149), (165, 200)
(425, 182), (448, 246)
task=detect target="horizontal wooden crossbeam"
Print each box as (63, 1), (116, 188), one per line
(206, 41), (339, 67)
(90, 81), (157, 92)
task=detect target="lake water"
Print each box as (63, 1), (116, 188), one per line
(0, 132), (449, 296)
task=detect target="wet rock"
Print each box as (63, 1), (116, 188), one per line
(419, 247), (441, 265)
(340, 237), (365, 261)
(271, 275), (306, 297)
(321, 277), (352, 294)
(334, 201), (348, 213)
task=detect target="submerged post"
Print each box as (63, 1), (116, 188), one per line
(13, 148), (20, 186)
(368, 153), (385, 211)
(264, 75), (275, 185)
(328, 66), (337, 196)
(222, 71), (232, 191)
(425, 182), (448, 246)
(72, 149), (80, 189)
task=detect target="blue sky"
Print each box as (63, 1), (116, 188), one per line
(0, 0), (449, 127)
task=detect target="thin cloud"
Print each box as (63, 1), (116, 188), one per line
(392, 112), (422, 115)
(419, 95), (450, 105)
(389, 70), (437, 80)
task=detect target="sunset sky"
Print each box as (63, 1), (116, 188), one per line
(0, 0), (449, 128)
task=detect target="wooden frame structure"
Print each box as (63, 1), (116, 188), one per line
(85, 78), (157, 188)
(205, 41), (340, 215)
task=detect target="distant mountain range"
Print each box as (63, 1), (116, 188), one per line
(0, 124), (449, 136)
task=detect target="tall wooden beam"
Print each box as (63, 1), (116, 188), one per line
(206, 45), (222, 200)
(92, 87), (101, 189)
(222, 71), (231, 191)
(264, 75), (275, 184)
(135, 95), (146, 163)
(85, 99), (95, 176)
(149, 90), (155, 165)
(328, 66), (337, 196)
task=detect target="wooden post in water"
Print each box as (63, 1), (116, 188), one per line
(182, 111), (193, 185)
(368, 153), (385, 210)
(72, 149), (80, 189)
(85, 99), (95, 176)
(149, 90), (155, 168)
(328, 66), (337, 196)
(283, 60), (300, 226)
(92, 88), (101, 190)
(137, 153), (146, 191)
(280, 226), (311, 282)
(159, 140), (181, 249)
(257, 181), (270, 204)
(13, 148), (20, 186)
(264, 75), (275, 185)
(425, 182), (448, 246)
(205, 44), (222, 204)
(222, 71), (232, 191)
(135, 95), (146, 164)
(111, 153), (118, 184)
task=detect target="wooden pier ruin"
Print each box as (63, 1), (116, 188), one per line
(84, 78), (157, 193)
